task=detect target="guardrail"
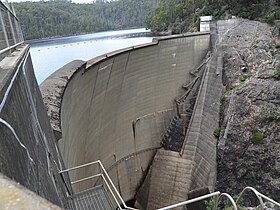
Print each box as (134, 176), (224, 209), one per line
(0, 1), (24, 53)
(59, 160), (137, 210)
(59, 159), (280, 210)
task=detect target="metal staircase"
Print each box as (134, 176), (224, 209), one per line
(59, 160), (136, 210)
(68, 185), (113, 210)
(59, 159), (280, 210)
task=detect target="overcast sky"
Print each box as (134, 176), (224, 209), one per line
(8, 0), (105, 4)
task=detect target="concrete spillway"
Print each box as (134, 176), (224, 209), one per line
(56, 33), (211, 203)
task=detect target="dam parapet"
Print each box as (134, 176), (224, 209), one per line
(0, 43), (69, 207)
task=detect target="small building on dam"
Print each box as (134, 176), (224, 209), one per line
(1, 2), (279, 210)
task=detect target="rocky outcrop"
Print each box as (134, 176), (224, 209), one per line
(217, 20), (280, 202)
(40, 60), (86, 140)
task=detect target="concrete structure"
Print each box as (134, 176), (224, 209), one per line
(0, 44), (69, 208)
(0, 8), (244, 208)
(0, 173), (61, 210)
(55, 32), (211, 206)
(200, 16), (212, 32)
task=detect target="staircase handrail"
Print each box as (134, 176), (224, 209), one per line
(157, 191), (220, 210)
(236, 186), (280, 210)
(215, 193), (238, 210)
(59, 160), (137, 210)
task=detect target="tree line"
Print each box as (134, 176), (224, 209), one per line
(14, 0), (156, 40)
(146, 0), (280, 34)
(14, 0), (279, 40)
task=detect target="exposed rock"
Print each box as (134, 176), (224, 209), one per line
(217, 20), (280, 203)
(40, 60), (86, 140)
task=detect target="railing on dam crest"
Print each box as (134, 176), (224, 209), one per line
(0, 1), (24, 56)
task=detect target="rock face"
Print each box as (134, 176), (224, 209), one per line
(40, 60), (86, 141)
(217, 20), (280, 202)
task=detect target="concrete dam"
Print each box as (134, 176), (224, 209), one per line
(41, 29), (223, 209)
(0, 3), (227, 209)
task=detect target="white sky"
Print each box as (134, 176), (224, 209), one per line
(8, 0), (108, 4)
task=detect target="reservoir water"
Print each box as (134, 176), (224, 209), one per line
(30, 28), (154, 84)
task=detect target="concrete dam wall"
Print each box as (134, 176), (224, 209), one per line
(58, 33), (210, 201)
(0, 45), (69, 207)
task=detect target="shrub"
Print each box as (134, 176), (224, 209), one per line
(251, 130), (263, 144)
(273, 67), (280, 80)
(225, 138), (232, 146)
(213, 128), (221, 139)
(265, 11), (276, 25)
(274, 107), (280, 122)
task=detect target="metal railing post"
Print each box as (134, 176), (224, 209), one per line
(236, 187), (280, 210)
(0, 8), (9, 48)
(98, 160), (137, 210)
(7, 9), (16, 44)
(101, 174), (122, 210)
(215, 193), (238, 210)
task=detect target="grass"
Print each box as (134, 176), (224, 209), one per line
(224, 81), (246, 96)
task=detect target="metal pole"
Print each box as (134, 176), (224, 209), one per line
(58, 160), (100, 174)
(0, 8), (9, 48)
(101, 174), (122, 210)
(215, 193), (238, 210)
(98, 160), (137, 210)
(7, 10), (16, 44)
(71, 174), (102, 185)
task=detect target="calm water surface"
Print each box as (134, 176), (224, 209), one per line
(30, 28), (154, 84)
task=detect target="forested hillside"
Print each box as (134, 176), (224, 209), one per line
(146, 0), (280, 33)
(14, 0), (156, 40)
(14, 0), (280, 40)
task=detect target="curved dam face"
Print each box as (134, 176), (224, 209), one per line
(59, 33), (210, 201)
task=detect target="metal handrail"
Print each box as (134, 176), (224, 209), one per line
(71, 174), (102, 185)
(158, 191), (220, 210)
(215, 193), (238, 210)
(0, 41), (24, 55)
(0, 1), (18, 20)
(236, 187), (280, 209)
(59, 160), (280, 210)
(59, 160), (137, 210)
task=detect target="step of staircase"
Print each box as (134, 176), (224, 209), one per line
(68, 185), (114, 210)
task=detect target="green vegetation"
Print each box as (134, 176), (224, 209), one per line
(213, 128), (221, 139)
(250, 129), (263, 144)
(269, 169), (279, 179)
(273, 66), (280, 80)
(224, 81), (245, 96)
(205, 197), (217, 210)
(14, 0), (156, 40)
(225, 138), (232, 146)
(239, 75), (249, 82)
(205, 196), (246, 210)
(248, 171), (261, 184)
(146, 0), (280, 33)
(14, 0), (279, 39)
(274, 107), (280, 122)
